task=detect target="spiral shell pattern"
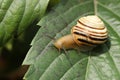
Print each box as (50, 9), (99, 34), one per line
(71, 15), (108, 47)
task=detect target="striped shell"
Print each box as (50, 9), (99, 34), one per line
(71, 15), (108, 48)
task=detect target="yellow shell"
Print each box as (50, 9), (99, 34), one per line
(71, 15), (108, 47)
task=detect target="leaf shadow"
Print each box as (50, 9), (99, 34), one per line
(82, 38), (111, 56)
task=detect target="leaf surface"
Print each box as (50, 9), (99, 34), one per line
(23, 0), (120, 80)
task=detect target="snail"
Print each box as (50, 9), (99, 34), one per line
(54, 15), (108, 51)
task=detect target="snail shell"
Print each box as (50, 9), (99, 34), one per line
(71, 15), (108, 51)
(54, 15), (108, 51)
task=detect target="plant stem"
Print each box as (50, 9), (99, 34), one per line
(94, 0), (97, 15)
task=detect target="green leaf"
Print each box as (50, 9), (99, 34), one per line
(23, 0), (120, 80)
(0, 0), (49, 46)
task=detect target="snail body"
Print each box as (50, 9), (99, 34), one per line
(54, 15), (108, 51)
(53, 34), (79, 50)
